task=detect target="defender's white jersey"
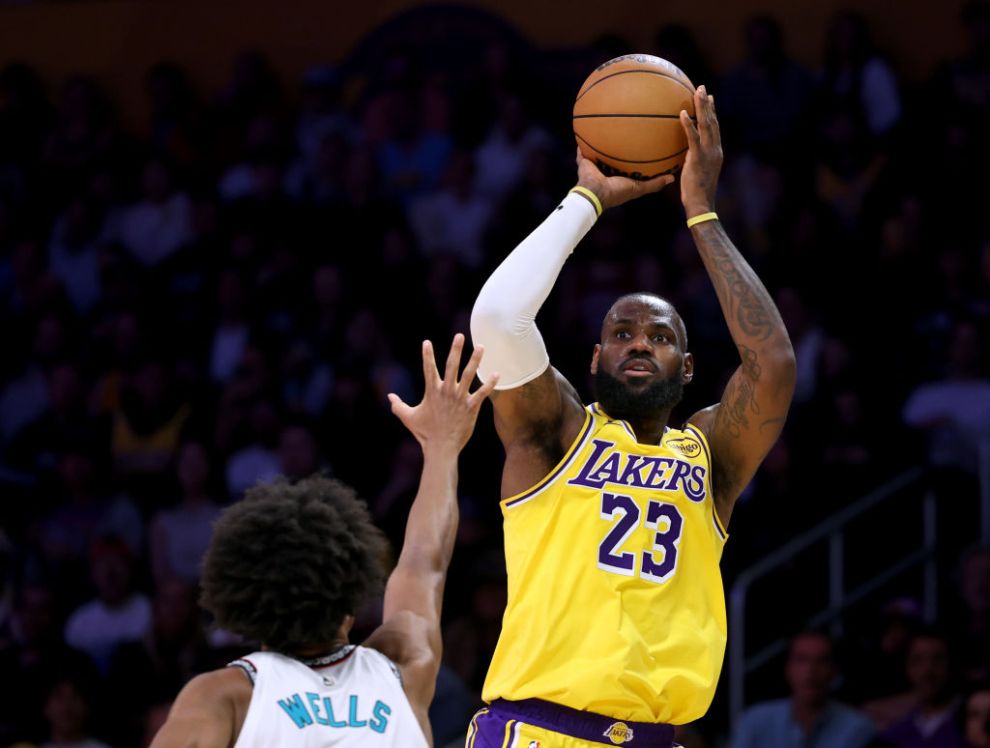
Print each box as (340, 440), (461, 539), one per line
(230, 646), (428, 748)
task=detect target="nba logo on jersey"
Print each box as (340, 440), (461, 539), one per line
(603, 722), (635, 744)
(527, 742), (540, 748)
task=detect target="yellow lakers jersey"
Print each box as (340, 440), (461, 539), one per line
(482, 403), (729, 724)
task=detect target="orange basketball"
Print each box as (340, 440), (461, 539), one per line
(573, 54), (696, 180)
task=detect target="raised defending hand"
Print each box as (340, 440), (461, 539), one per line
(678, 85), (723, 218)
(388, 334), (498, 455)
(575, 147), (675, 212)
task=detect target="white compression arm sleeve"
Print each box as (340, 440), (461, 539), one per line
(470, 192), (598, 389)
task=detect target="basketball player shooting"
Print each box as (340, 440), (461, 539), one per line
(150, 334), (497, 748)
(467, 87), (796, 746)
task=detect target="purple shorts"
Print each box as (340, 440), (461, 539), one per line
(466, 698), (677, 747)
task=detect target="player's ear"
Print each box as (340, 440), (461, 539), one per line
(682, 352), (694, 384)
(591, 344), (601, 374)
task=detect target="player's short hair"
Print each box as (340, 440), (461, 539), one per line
(200, 475), (388, 654)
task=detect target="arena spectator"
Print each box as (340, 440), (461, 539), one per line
(109, 359), (191, 503)
(0, 582), (97, 745)
(64, 538), (151, 672)
(116, 156), (194, 268)
(903, 320), (990, 476)
(105, 578), (208, 746)
(148, 441), (222, 584)
(40, 672), (112, 748)
(39, 444), (142, 598)
(223, 399), (281, 499)
(472, 93), (552, 203)
(730, 632), (875, 748)
(963, 681), (990, 748)
(947, 546), (990, 683)
(208, 270), (252, 384)
(276, 417), (326, 482)
(818, 10), (902, 136)
(408, 149), (494, 268)
(0, 314), (66, 446)
(881, 629), (966, 748)
(718, 14), (815, 164)
(375, 87), (453, 204)
(47, 196), (107, 314)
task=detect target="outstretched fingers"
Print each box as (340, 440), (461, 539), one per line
(421, 339), (440, 389)
(467, 372), (499, 410)
(442, 333), (465, 389)
(387, 392), (414, 426)
(458, 343), (484, 396)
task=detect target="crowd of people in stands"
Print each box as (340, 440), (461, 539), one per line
(0, 2), (988, 746)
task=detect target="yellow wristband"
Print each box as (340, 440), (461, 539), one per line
(569, 186), (603, 217)
(686, 211), (718, 228)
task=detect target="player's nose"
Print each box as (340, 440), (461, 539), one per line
(627, 332), (654, 352)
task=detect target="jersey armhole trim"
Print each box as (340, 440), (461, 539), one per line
(502, 409), (594, 509)
(684, 423), (729, 541)
(383, 653), (404, 686)
(227, 658), (257, 686)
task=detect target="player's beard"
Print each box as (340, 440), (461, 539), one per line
(593, 366), (684, 421)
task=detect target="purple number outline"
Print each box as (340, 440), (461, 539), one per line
(640, 501), (684, 583)
(598, 495), (685, 584)
(597, 492), (640, 576)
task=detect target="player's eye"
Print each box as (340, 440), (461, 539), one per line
(653, 334), (669, 343)
(615, 331), (631, 339)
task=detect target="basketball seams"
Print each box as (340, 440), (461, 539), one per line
(575, 68), (695, 103)
(574, 132), (687, 165)
(573, 113), (692, 120)
(573, 55), (695, 179)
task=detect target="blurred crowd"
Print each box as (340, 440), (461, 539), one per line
(0, 3), (988, 747)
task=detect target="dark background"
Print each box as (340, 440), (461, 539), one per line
(0, 1), (987, 746)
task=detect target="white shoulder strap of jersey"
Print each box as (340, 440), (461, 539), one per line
(227, 657), (258, 686)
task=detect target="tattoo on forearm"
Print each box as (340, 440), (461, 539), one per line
(694, 223), (793, 473)
(739, 344), (761, 382)
(719, 373), (759, 439)
(696, 223), (777, 342)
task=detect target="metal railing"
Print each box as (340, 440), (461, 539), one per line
(727, 467), (932, 727)
(981, 440), (990, 545)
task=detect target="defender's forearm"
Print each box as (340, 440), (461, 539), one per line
(395, 447), (460, 574)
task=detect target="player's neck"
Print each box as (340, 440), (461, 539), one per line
(291, 639), (350, 657)
(627, 415), (670, 446)
(262, 636), (351, 659)
(595, 403), (671, 445)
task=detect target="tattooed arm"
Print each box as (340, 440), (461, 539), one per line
(680, 87), (796, 526)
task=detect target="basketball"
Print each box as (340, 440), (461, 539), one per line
(573, 54), (696, 180)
